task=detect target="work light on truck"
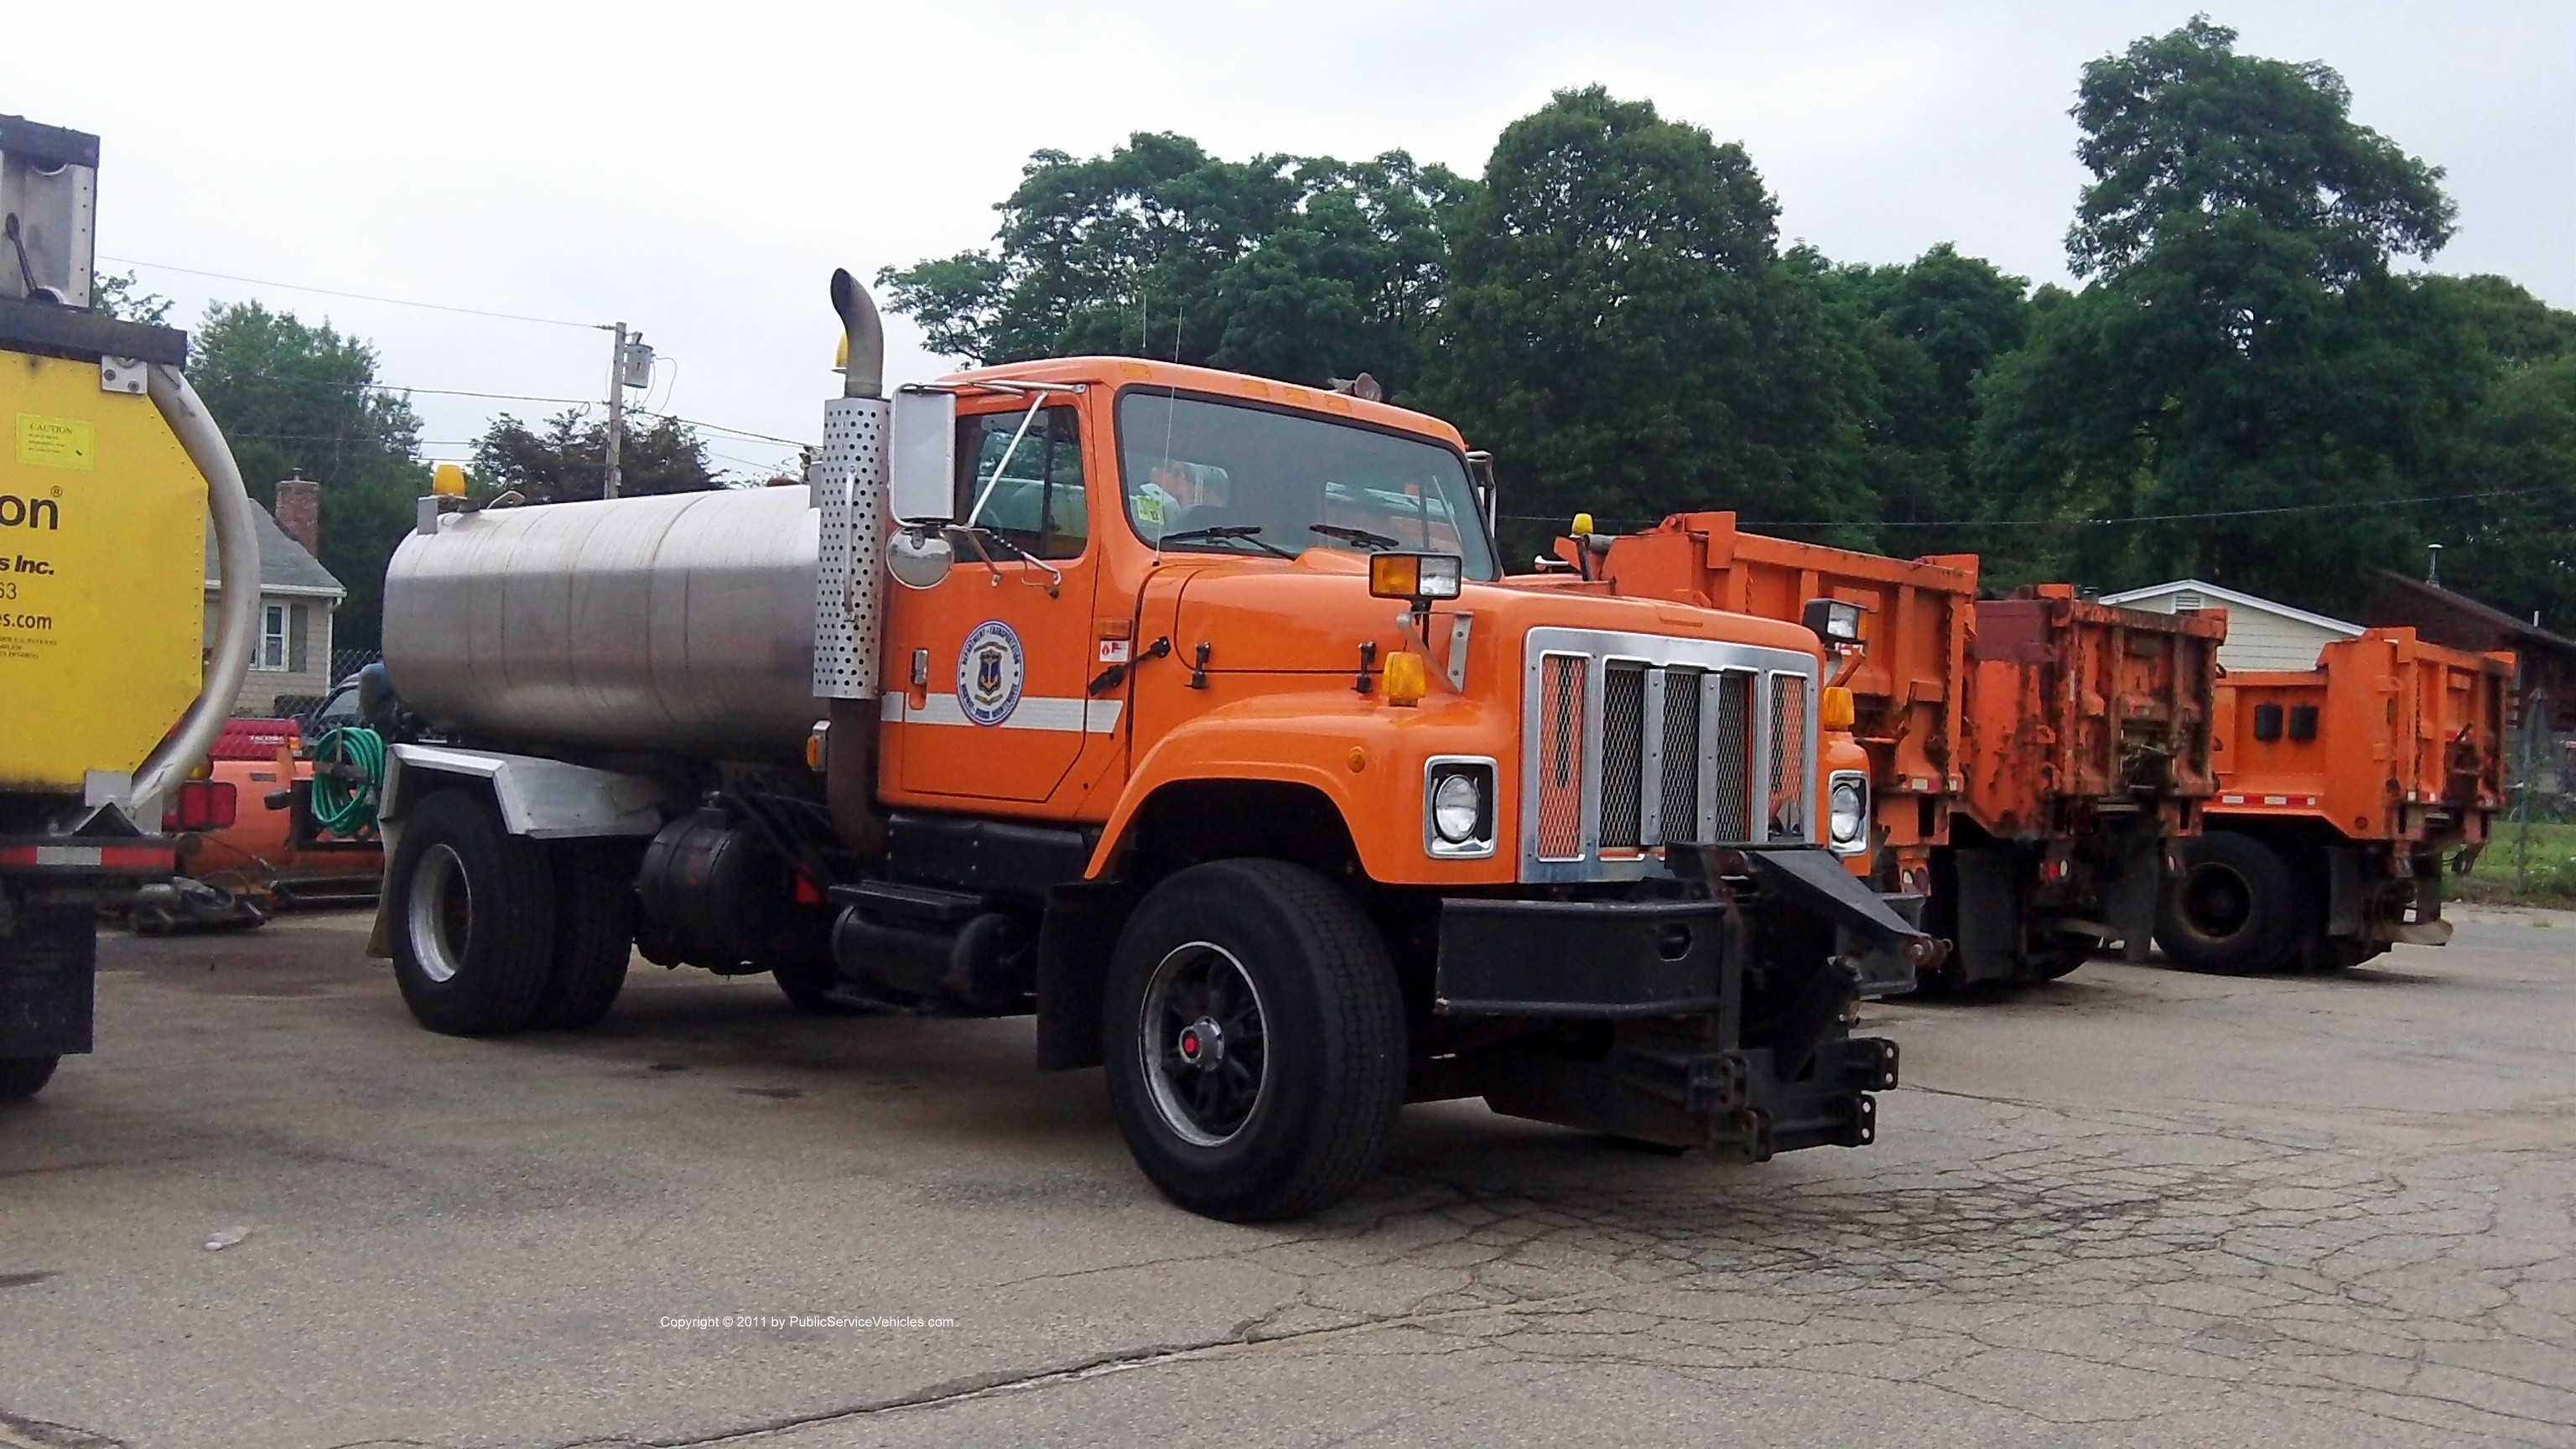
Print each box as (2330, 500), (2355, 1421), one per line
(1803, 598), (1864, 648)
(1369, 552), (1463, 604)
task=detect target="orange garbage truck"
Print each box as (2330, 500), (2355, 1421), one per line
(1559, 516), (2225, 988)
(356, 272), (1935, 1221)
(2158, 627), (2509, 974)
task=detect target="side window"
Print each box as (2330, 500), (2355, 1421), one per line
(954, 405), (1087, 559)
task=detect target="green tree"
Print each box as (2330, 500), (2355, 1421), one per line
(1426, 86), (1880, 562)
(470, 409), (715, 503)
(1817, 244), (2034, 555)
(1973, 19), (2481, 610)
(91, 269), (174, 326)
(187, 302), (428, 651)
(878, 135), (1464, 396)
(2433, 280), (2576, 628)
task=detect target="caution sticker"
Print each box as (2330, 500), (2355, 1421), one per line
(14, 414), (96, 470)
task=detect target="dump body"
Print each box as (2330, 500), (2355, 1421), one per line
(1959, 588), (2225, 839)
(2160, 627), (2510, 973)
(2209, 628), (2508, 844)
(1560, 512), (1975, 894)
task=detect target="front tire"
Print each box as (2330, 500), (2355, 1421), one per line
(1104, 860), (1405, 1222)
(2157, 830), (2301, 975)
(387, 790), (558, 1036)
(0, 1056), (59, 1102)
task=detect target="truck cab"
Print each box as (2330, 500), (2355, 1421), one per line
(367, 281), (1930, 1221)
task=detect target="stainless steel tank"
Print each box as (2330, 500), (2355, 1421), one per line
(383, 488), (821, 760)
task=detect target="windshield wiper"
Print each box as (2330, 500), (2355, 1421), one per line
(1309, 522), (1402, 551)
(1160, 525), (1295, 559)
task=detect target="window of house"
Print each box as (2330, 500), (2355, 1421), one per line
(955, 404), (1086, 559)
(256, 603), (288, 671)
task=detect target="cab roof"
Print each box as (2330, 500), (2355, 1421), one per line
(941, 356), (1469, 451)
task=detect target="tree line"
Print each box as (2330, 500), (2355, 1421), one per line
(881, 18), (2576, 626)
(106, 18), (2576, 647)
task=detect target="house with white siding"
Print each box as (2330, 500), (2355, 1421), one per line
(204, 477), (345, 715)
(2098, 578), (2363, 673)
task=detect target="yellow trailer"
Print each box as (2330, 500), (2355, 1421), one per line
(0, 113), (258, 1101)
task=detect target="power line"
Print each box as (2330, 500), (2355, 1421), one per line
(101, 256), (610, 331)
(1501, 486), (2556, 534)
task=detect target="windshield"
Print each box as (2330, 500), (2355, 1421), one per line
(1116, 392), (1498, 579)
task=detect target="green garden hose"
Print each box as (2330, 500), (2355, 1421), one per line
(309, 725), (386, 839)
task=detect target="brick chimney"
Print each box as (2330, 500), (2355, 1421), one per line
(275, 473), (321, 557)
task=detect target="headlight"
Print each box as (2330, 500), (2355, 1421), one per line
(1423, 758), (1497, 858)
(1828, 772), (1868, 854)
(1432, 773), (1483, 844)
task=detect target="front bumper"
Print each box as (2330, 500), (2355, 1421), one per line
(1430, 861), (1916, 1158)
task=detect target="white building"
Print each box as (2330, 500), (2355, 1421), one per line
(2098, 578), (2363, 673)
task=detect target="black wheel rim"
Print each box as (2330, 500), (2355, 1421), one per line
(1138, 941), (1269, 1147)
(2179, 862), (2253, 942)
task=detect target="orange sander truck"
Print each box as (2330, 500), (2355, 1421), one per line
(1559, 514), (2224, 989)
(2159, 627), (2509, 974)
(356, 272), (1935, 1221)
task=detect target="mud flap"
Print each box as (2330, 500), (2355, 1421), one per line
(1948, 846), (2021, 985)
(0, 904), (95, 1058)
(2106, 818), (2163, 963)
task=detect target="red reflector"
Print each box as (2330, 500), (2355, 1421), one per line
(163, 780), (239, 833)
(0, 843), (175, 872)
(792, 874), (826, 906)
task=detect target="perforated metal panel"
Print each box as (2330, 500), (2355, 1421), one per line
(1768, 673), (1809, 840)
(812, 396), (890, 700)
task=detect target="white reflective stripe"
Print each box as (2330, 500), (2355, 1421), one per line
(882, 694), (1123, 735)
(35, 845), (103, 866)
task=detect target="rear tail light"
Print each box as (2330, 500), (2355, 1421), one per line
(164, 779), (240, 833)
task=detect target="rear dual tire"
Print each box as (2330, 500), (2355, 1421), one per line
(2156, 830), (2303, 975)
(1104, 860), (1406, 1223)
(387, 792), (635, 1036)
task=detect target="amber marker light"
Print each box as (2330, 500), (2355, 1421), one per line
(1821, 686), (1857, 730)
(1382, 650), (1431, 707)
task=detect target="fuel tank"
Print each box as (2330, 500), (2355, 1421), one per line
(383, 488), (820, 760)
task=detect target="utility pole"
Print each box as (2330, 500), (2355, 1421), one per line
(603, 321), (628, 500)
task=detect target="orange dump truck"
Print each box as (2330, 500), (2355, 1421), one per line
(2158, 627), (2509, 974)
(1562, 517), (2224, 988)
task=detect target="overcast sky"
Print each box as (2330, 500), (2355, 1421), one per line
(8, 1), (2568, 483)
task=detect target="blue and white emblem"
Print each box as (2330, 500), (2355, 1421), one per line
(956, 620), (1026, 727)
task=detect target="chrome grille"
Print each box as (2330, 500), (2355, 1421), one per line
(1768, 673), (1808, 841)
(1657, 667), (1701, 843)
(1519, 630), (1816, 882)
(1710, 671), (1753, 843)
(1600, 663), (1647, 849)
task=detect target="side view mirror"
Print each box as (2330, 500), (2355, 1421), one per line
(888, 387), (957, 526)
(886, 529), (955, 590)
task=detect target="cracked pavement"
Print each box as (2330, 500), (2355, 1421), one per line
(3, 909), (2572, 1447)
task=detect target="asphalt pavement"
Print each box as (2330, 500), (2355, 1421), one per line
(3, 907), (2572, 1448)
